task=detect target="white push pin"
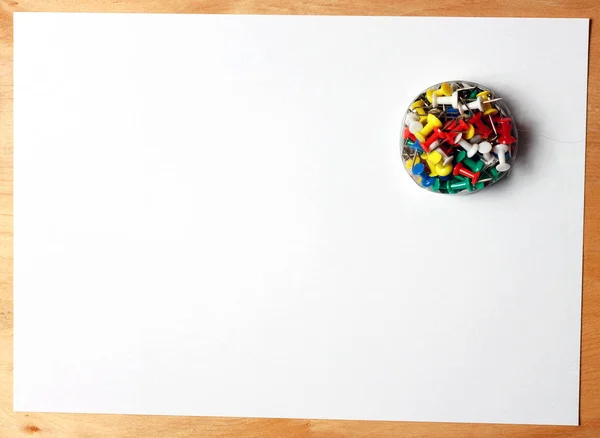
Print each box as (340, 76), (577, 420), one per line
(494, 144), (511, 172)
(460, 95), (485, 112)
(447, 132), (462, 146)
(428, 140), (454, 165)
(432, 91), (460, 108)
(457, 139), (479, 158)
(461, 96), (503, 113)
(409, 121), (424, 134)
(404, 112), (418, 126)
(478, 141), (495, 164)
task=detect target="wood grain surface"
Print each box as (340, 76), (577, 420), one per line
(0, 1), (598, 436)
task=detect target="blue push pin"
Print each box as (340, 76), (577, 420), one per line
(446, 108), (460, 117)
(412, 163), (435, 187)
(406, 139), (424, 152)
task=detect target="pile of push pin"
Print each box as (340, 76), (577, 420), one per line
(401, 81), (517, 194)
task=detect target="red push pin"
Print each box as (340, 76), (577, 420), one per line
(453, 162), (481, 184)
(496, 117), (517, 145)
(488, 114), (502, 126)
(451, 119), (470, 132)
(445, 130), (463, 146)
(468, 112), (492, 138)
(403, 126), (417, 142)
(443, 120), (455, 131)
(422, 127), (445, 152)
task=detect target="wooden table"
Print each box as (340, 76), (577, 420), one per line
(1, 1), (598, 436)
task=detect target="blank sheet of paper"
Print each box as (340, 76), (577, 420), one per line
(13, 13), (588, 425)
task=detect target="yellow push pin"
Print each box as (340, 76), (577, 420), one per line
(483, 106), (499, 116)
(425, 150), (443, 177)
(437, 82), (453, 97)
(477, 90), (499, 115)
(426, 89), (435, 103)
(415, 114), (442, 142)
(426, 83), (453, 103)
(411, 100), (428, 123)
(427, 150), (442, 165)
(464, 123), (476, 140)
(476, 91), (490, 100)
(435, 162), (453, 177)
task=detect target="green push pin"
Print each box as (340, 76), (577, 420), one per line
(456, 150), (467, 163)
(462, 156), (485, 173)
(446, 178), (473, 194)
(457, 179), (474, 192)
(456, 149), (485, 173)
(474, 182), (485, 190)
(468, 89), (479, 99)
(431, 178), (441, 192)
(483, 167), (499, 182)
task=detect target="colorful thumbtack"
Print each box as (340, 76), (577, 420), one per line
(411, 100), (428, 123)
(469, 112), (492, 139)
(453, 162), (481, 184)
(457, 139), (479, 158)
(477, 141), (495, 164)
(429, 142), (454, 166)
(446, 178), (473, 194)
(461, 155), (485, 173)
(412, 163), (435, 187)
(496, 117), (517, 145)
(494, 144), (511, 172)
(415, 114), (443, 143)
(422, 127), (446, 152)
(406, 139), (424, 152)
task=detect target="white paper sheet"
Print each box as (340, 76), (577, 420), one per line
(13, 13), (589, 425)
